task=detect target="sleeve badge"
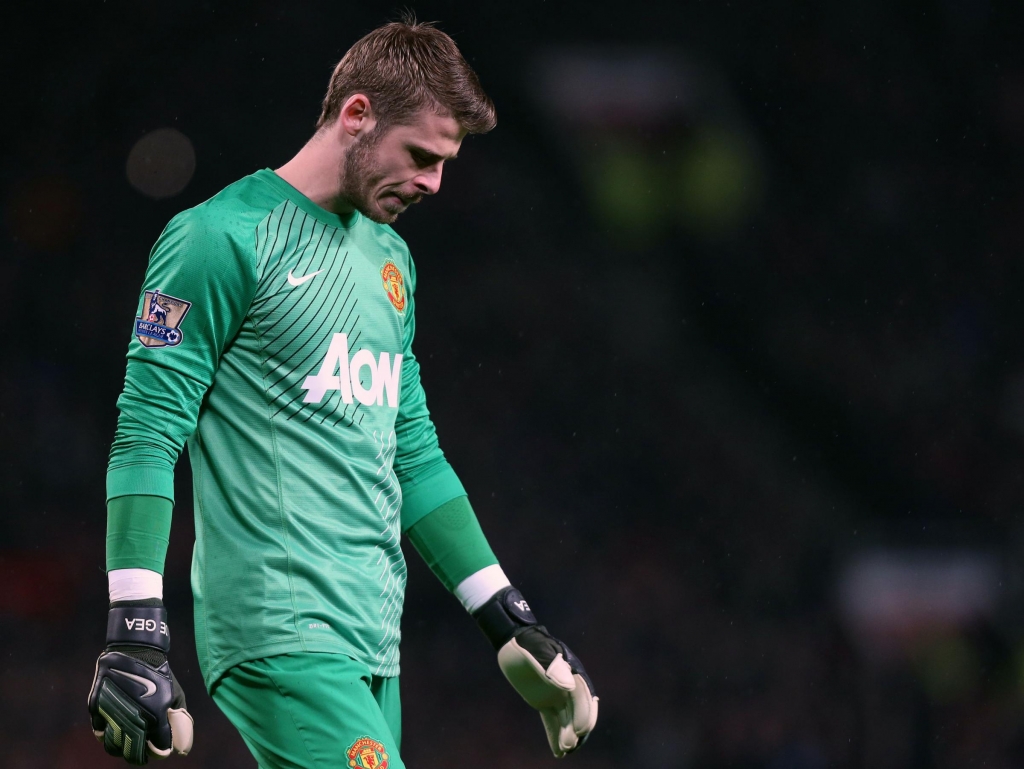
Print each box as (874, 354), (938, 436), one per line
(134, 289), (192, 348)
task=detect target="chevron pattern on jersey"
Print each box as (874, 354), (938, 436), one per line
(371, 430), (405, 675)
(249, 204), (365, 426)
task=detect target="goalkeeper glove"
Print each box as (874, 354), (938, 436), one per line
(87, 599), (193, 764)
(474, 586), (598, 757)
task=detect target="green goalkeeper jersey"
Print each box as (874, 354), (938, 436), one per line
(107, 169), (466, 685)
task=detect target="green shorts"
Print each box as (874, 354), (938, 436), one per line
(212, 652), (403, 769)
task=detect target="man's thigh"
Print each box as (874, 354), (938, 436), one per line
(213, 652), (403, 769)
(370, 673), (401, 749)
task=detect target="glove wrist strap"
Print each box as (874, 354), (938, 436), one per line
(473, 586), (537, 650)
(106, 600), (170, 653)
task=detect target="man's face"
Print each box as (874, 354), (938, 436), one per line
(341, 108), (466, 224)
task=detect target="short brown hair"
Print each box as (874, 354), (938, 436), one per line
(316, 17), (496, 134)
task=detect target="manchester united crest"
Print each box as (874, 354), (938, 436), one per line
(380, 260), (406, 314)
(346, 736), (389, 769)
(134, 289), (192, 348)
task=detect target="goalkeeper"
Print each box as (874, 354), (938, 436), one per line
(88, 17), (598, 768)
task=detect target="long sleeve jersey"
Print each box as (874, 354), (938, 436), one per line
(108, 169), (466, 686)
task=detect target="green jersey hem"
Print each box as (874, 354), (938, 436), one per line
(205, 638), (398, 693)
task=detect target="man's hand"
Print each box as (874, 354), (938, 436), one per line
(87, 599), (193, 764)
(474, 587), (598, 757)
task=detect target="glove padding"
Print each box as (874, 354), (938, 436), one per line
(87, 599), (193, 764)
(475, 587), (598, 757)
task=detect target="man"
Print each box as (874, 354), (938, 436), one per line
(88, 18), (598, 768)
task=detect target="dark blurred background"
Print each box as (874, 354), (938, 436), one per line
(4, 1), (1024, 767)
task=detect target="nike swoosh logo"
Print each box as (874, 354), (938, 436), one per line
(109, 668), (158, 698)
(287, 269), (323, 287)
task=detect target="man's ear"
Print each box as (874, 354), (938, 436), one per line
(339, 93), (376, 137)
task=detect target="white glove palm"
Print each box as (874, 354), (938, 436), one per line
(497, 631), (599, 756)
(475, 588), (599, 758)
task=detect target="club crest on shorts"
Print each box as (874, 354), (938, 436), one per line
(135, 289), (192, 348)
(346, 736), (389, 769)
(380, 259), (406, 314)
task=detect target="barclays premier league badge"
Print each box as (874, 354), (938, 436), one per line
(135, 289), (192, 348)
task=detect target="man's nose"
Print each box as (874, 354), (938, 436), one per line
(413, 164), (443, 195)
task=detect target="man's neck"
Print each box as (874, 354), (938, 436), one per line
(275, 132), (355, 215)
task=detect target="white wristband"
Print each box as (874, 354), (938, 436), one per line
(454, 564), (512, 613)
(108, 568), (163, 602)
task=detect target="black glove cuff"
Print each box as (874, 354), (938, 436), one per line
(472, 586), (538, 650)
(106, 600), (170, 653)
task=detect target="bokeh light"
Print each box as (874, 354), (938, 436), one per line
(126, 127), (196, 199)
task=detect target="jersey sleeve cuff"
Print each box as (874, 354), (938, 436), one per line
(106, 464), (176, 503)
(399, 463), (466, 532)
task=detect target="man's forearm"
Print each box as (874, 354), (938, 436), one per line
(106, 495), (173, 574)
(406, 495), (505, 599)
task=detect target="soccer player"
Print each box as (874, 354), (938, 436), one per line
(87, 18), (598, 768)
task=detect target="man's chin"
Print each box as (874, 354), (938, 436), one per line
(355, 199), (400, 225)
(367, 210), (399, 225)
(376, 198), (409, 224)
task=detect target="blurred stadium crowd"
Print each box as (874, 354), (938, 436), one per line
(3, 1), (1024, 767)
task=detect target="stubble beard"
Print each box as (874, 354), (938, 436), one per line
(339, 127), (395, 224)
